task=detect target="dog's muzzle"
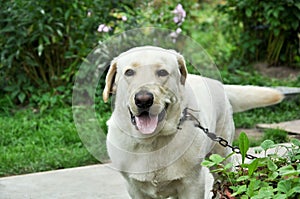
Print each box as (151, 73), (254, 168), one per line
(129, 90), (167, 135)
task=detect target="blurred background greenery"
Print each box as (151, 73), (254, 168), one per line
(0, 0), (299, 177)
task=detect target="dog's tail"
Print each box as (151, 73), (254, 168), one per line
(224, 85), (284, 113)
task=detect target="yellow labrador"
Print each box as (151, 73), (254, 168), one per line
(103, 46), (283, 199)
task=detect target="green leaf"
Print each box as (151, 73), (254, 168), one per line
(42, 35), (50, 45)
(64, 9), (71, 20)
(38, 43), (44, 57)
(274, 194), (287, 199)
(278, 165), (300, 176)
(246, 8), (252, 17)
(247, 158), (259, 176)
(277, 180), (291, 194)
(237, 175), (249, 182)
(291, 20), (299, 30)
(261, 140), (275, 152)
(18, 92), (26, 103)
(201, 160), (215, 168)
(288, 186), (300, 197)
(231, 185), (247, 196)
(56, 29), (63, 37)
(239, 132), (249, 164)
(247, 179), (261, 197)
(241, 195), (248, 199)
(268, 171), (279, 180)
(11, 90), (20, 99)
(267, 159), (278, 171)
(273, 29), (280, 37)
(209, 154), (224, 164)
(257, 186), (274, 198)
(224, 162), (233, 170)
(291, 138), (300, 147)
(273, 9), (279, 18)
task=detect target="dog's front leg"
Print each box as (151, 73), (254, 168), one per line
(126, 184), (153, 199)
(122, 174), (153, 199)
(177, 166), (214, 199)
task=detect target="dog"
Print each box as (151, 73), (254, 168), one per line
(102, 46), (283, 198)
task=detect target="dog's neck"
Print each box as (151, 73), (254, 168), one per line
(131, 132), (177, 151)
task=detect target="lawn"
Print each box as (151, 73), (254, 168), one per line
(0, 106), (98, 177)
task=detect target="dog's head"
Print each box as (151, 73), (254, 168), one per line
(103, 46), (187, 135)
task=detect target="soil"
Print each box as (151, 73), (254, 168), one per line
(253, 62), (300, 80)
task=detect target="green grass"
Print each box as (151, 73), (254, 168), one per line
(0, 106), (99, 177)
(233, 97), (300, 128)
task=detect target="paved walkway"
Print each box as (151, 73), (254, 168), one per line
(257, 120), (300, 135)
(0, 164), (128, 199)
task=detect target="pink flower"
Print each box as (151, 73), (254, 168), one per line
(172, 4), (186, 24)
(170, 28), (183, 43)
(97, 24), (111, 33)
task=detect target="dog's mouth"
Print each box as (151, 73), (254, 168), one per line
(129, 105), (168, 135)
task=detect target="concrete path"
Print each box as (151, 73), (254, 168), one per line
(0, 164), (128, 199)
(257, 120), (300, 135)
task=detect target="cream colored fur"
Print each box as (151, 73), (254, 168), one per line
(103, 46), (284, 199)
(224, 85), (283, 113)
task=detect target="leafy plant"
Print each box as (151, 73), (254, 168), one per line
(218, 0), (300, 66)
(0, 0), (140, 105)
(202, 133), (300, 198)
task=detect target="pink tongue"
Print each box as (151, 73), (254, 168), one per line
(135, 115), (158, 134)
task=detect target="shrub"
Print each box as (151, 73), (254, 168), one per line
(218, 0), (300, 66)
(0, 0), (139, 105)
(1, 0), (195, 108)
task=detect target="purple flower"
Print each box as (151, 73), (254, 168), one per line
(172, 4), (186, 25)
(97, 24), (111, 33)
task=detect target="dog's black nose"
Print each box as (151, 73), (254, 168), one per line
(134, 91), (154, 109)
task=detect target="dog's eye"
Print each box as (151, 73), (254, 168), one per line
(157, 69), (169, 77)
(124, 69), (135, 76)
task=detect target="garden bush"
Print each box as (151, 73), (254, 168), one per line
(218, 0), (300, 66)
(0, 0), (196, 108)
(0, 0), (140, 105)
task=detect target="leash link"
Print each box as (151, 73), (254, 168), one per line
(178, 107), (257, 160)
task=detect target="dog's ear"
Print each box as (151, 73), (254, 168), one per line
(103, 60), (117, 103)
(176, 53), (187, 85)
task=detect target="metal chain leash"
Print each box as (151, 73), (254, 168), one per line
(177, 107), (256, 160)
